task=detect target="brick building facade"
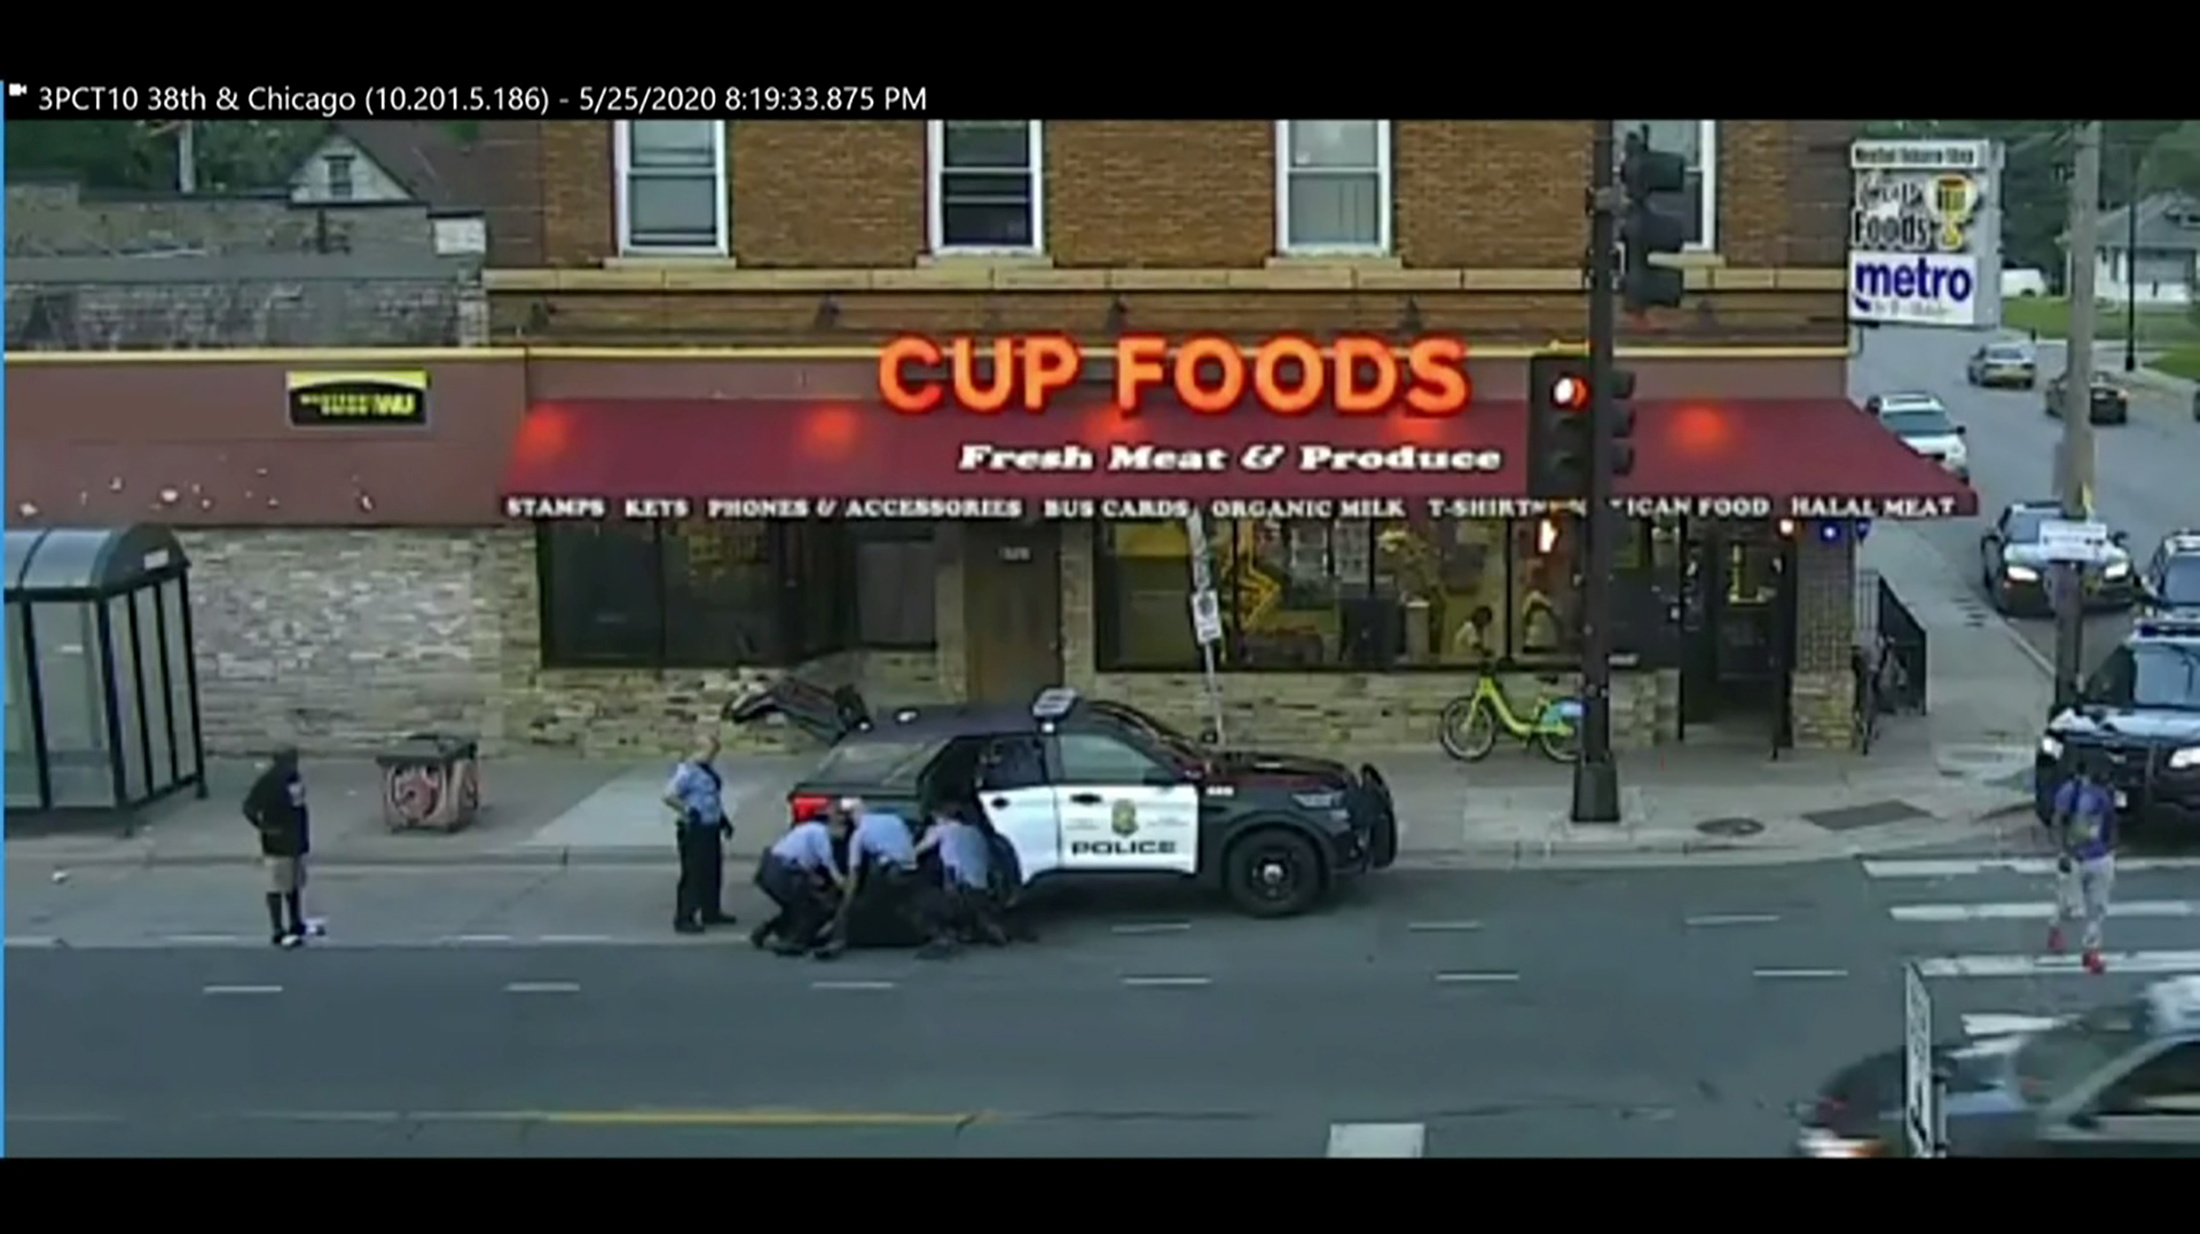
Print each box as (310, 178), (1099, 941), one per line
(7, 120), (1973, 762)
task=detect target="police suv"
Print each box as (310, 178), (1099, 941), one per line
(730, 680), (1398, 917)
(2138, 531), (2200, 623)
(2036, 620), (2200, 832)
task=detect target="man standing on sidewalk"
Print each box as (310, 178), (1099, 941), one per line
(2048, 749), (2118, 974)
(242, 746), (311, 948)
(663, 731), (735, 935)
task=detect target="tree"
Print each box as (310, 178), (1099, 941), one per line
(6, 119), (332, 191)
(2143, 121), (2200, 199)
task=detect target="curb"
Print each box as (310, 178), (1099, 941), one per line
(15, 798), (2032, 876)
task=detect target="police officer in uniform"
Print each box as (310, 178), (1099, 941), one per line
(662, 731), (735, 934)
(830, 801), (947, 955)
(916, 803), (1009, 949)
(752, 807), (851, 956)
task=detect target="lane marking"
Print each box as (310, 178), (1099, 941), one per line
(1434, 971), (1519, 984)
(445, 934), (515, 944)
(537, 934), (617, 944)
(1685, 913), (1781, 927)
(240, 1107), (988, 1128)
(5, 936), (60, 948)
(503, 981), (580, 994)
(166, 933), (244, 945)
(203, 984), (283, 996)
(1406, 920), (1483, 933)
(1917, 950), (2200, 979)
(4, 1112), (125, 1124)
(1753, 968), (1849, 980)
(1863, 857), (2200, 878)
(1109, 921), (1191, 935)
(811, 980), (897, 991)
(1120, 975), (1211, 987)
(1891, 900), (2200, 923)
(1327, 1121), (1427, 1157)
(1963, 1013), (2065, 1037)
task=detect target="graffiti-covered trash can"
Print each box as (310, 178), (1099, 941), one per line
(377, 732), (481, 833)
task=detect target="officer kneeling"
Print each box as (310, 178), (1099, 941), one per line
(914, 802), (1010, 950)
(751, 802), (852, 957)
(828, 800), (953, 957)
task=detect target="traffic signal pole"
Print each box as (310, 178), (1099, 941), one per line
(2053, 122), (2102, 712)
(1573, 119), (1623, 824)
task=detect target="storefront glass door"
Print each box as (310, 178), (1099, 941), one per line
(1679, 520), (1795, 742)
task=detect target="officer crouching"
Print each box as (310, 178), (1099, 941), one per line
(915, 802), (1011, 950)
(829, 798), (952, 958)
(751, 804), (852, 957)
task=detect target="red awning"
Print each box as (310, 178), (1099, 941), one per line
(501, 397), (1976, 520)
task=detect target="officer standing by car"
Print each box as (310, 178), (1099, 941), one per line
(662, 730), (735, 935)
(752, 808), (850, 956)
(2048, 748), (2119, 975)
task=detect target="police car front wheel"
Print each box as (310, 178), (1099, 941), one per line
(1223, 828), (1325, 918)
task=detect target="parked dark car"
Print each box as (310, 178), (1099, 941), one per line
(1978, 499), (2135, 616)
(2045, 370), (2130, 424)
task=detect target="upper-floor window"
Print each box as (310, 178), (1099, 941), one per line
(614, 120), (728, 256)
(1276, 121), (1392, 256)
(323, 153), (355, 200)
(927, 120), (1045, 253)
(1618, 120), (1718, 250)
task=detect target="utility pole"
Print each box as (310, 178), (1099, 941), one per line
(177, 122), (197, 194)
(2123, 140), (2139, 373)
(2053, 121), (2102, 712)
(1573, 119), (1623, 824)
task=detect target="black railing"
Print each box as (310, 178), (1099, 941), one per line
(1875, 578), (1928, 714)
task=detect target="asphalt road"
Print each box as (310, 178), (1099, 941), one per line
(7, 865), (1905, 1158)
(1851, 328), (2200, 675)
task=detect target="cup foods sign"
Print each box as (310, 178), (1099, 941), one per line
(1848, 139), (2004, 329)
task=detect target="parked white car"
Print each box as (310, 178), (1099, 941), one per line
(2002, 267), (2049, 298)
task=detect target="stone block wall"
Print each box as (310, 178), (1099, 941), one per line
(1789, 524), (1859, 750)
(177, 528), (508, 755)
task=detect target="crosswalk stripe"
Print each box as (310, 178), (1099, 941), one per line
(1962, 1013), (2065, 1037)
(1863, 857), (2200, 878)
(1916, 950), (2200, 978)
(1326, 1122), (1426, 1157)
(1891, 900), (2200, 922)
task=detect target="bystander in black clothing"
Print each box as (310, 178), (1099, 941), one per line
(242, 747), (312, 947)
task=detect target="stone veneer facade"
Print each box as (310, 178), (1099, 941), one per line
(177, 522), (1856, 759)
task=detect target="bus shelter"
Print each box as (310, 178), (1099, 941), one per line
(5, 526), (207, 814)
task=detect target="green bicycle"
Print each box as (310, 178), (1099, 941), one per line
(1438, 671), (1583, 763)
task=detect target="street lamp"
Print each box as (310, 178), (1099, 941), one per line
(2124, 142), (2140, 373)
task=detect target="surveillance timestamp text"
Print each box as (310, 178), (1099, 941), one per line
(21, 84), (931, 120)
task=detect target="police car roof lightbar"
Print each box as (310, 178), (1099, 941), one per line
(1031, 687), (1081, 721)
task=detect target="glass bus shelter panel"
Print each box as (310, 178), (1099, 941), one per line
(133, 587), (177, 795)
(159, 578), (197, 780)
(7, 608), (44, 808)
(32, 600), (116, 809)
(107, 594), (147, 804)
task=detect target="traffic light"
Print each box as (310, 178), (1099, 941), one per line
(1619, 129), (1689, 311)
(1608, 367), (1638, 478)
(1528, 351), (1593, 500)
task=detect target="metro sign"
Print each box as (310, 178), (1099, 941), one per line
(878, 333), (1474, 418)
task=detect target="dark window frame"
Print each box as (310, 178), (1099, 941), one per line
(1091, 517), (1678, 675)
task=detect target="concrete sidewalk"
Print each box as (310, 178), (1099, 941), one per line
(4, 521), (2051, 875)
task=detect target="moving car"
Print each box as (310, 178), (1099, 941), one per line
(1965, 340), (2038, 388)
(730, 681), (1398, 918)
(2139, 532), (2200, 623)
(1871, 392), (1968, 480)
(2036, 623), (2200, 831)
(1793, 976), (2200, 1157)
(1978, 499), (2135, 616)
(2044, 370), (2131, 424)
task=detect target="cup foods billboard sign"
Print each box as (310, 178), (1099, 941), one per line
(1848, 139), (2004, 329)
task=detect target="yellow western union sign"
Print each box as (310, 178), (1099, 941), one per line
(286, 370), (429, 427)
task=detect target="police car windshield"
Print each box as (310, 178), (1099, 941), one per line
(1881, 408), (1956, 437)
(811, 737), (947, 789)
(2011, 1002), (2151, 1106)
(1086, 700), (1201, 760)
(2006, 509), (2051, 543)
(2162, 557), (2200, 605)
(2091, 643), (2200, 710)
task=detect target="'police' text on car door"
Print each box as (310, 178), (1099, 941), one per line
(1049, 732), (1198, 874)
